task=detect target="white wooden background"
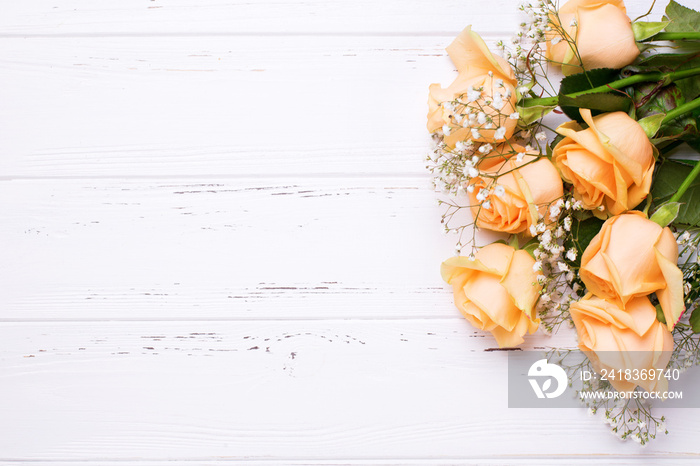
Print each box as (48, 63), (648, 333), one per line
(1, 1), (699, 464)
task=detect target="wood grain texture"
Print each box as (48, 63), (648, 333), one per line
(0, 177), (494, 320)
(0, 36), (455, 178)
(1, 0), (699, 462)
(0, 0), (670, 36)
(0, 0), (520, 35)
(4, 461), (700, 466)
(3, 320), (699, 461)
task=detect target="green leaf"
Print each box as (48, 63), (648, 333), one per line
(559, 68), (621, 95)
(523, 242), (538, 259)
(650, 201), (681, 227)
(664, 0), (700, 33)
(633, 82), (700, 141)
(558, 68), (625, 122)
(690, 307), (700, 333)
(558, 93), (631, 119)
(638, 113), (666, 138)
(676, 60), (700, 102)
(671, 158), (699, 166)
(547, 134), (565, 158)
(638, 52), (700, 68)
(656, 304), (668, 325)
(633, 21), (671, 41)
(651, 160), (700, 226)
(564, 216), (606, 267)
(515, 104), (555, 126)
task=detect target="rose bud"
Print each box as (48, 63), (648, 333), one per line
(546, 0), (640, 75)
(552, 109), (654, 218)
(580, 211), (684, 330)
(441, 243), (540, 348)
(428, 26), (518, 147)
(570, 294), (673, 394)
(468, 145), (564, 234)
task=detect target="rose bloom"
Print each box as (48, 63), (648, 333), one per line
(427, 26), (518, 147)
(545, 0), (639, 74)
(570, 294), (673, 393)
(552, 109), (654, 217)
(441, 243), (540, 348)
(468, 145), (564, 234)
(580, 211), (684, 330)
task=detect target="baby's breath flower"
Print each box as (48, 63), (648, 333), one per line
(478, 143), (494, 154)
(563, 216), (572, 231)
(549, 204), (561, 219)
(467, 87), (481, 102)
(540, 229), (552, 245)
(509, 111), (520, 120)
(476, 188), (490, 202)
(492, 92), (504, 109)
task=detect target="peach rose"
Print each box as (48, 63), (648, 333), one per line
(545, 0), (639, 74)
(552, 109), (654, 217)
(580, 211), (684, 330)
(570, 294), (673, 393)
(441, 243), (540, 348)
(468, 145), (564, 234)
(428, 26), (518, 147)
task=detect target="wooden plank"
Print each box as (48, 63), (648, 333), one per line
(0, 0), (669, 36)
(0, 177), (512, 320)
(4, 461), (700, 466)
(0, 36), (459, 178)
(0, 320), (696, 461)
(0, 0), (522, 35)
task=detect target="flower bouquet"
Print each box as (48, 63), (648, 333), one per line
(427, 0), (700, 442)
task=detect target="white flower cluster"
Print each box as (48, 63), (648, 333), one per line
(531, 196), (585, 331)
(438, 78), (517, 141)
(427, 137), (481, 196)
(497, 1), (555, 79)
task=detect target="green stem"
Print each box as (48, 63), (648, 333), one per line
(670, 161), (700, 203)
(661, 95), (700, 125)
(644, 32), (700, 42)
(521, 66), (700, 107)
